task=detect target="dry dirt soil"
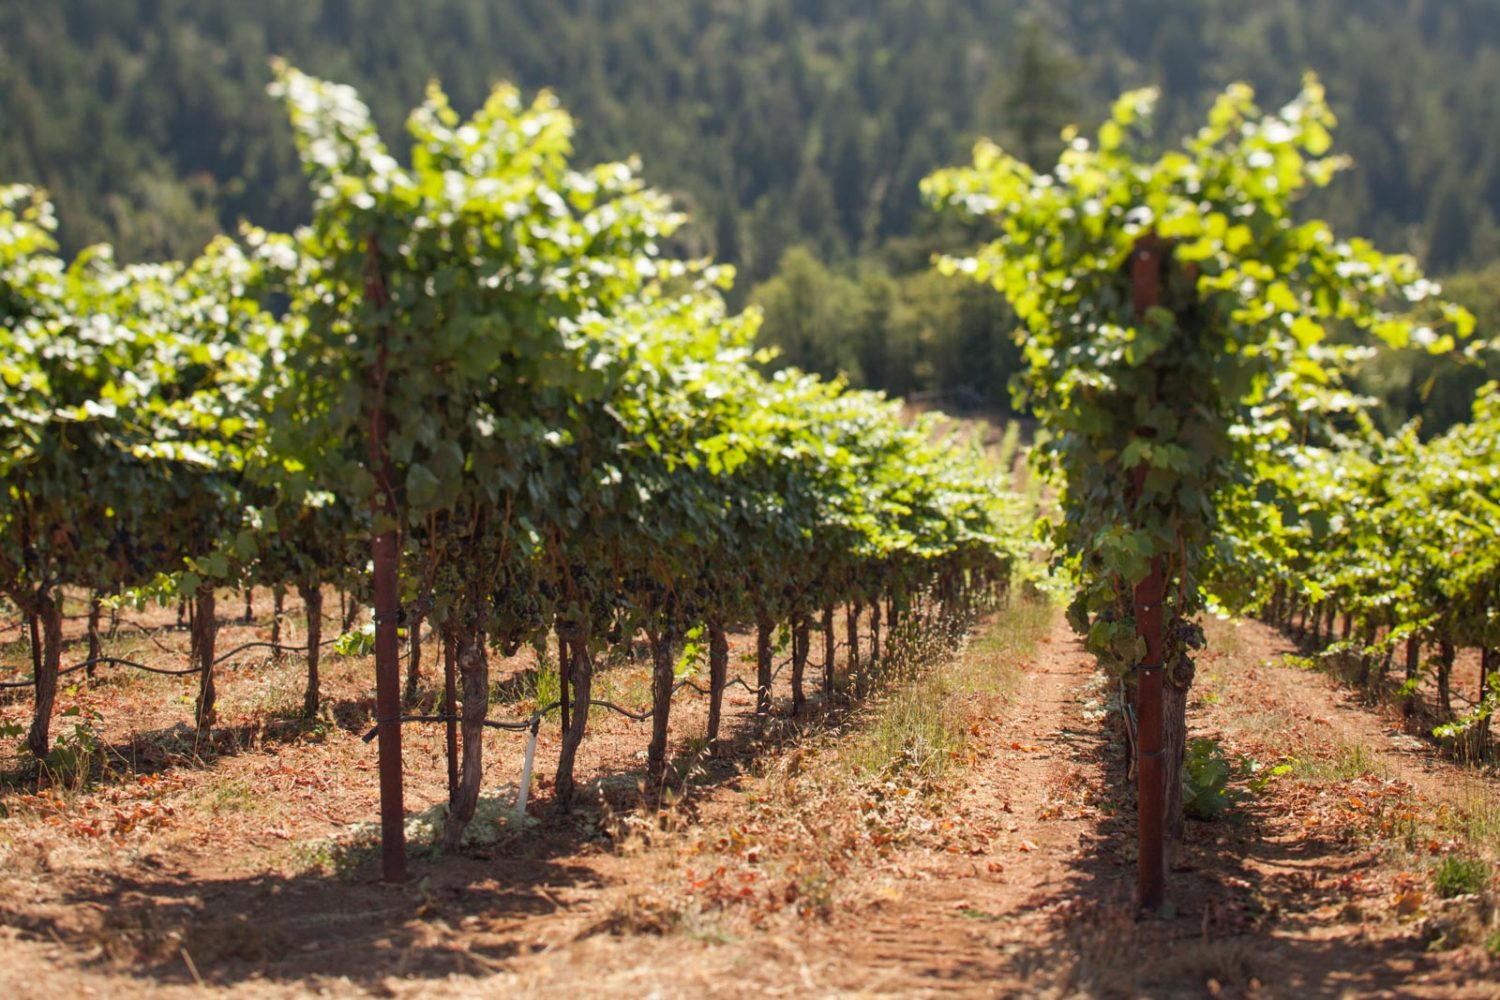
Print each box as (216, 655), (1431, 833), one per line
(0, 595), (1496, 998)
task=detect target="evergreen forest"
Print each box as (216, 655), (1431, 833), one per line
(6, 0), (1499, 421)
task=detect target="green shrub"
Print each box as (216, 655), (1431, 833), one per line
(1433, 855), (1489, 898)
(532, 663), (560, 713)
(1182, 737), (1233, 820)
(7, 706), (110, 786)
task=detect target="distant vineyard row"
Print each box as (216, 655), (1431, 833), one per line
(0, 66), (1027, 851)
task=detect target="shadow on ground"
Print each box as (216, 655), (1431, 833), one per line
(994, 629), (1466, 999)
(0, 654), (886, 991)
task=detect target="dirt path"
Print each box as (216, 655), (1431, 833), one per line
(797, 610), (1116, 995)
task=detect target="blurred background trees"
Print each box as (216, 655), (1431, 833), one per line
(4, 0), (1497, 426)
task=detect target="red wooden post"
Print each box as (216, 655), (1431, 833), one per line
(1131, 236), (1167, 912)
(365, 234), (407, 883)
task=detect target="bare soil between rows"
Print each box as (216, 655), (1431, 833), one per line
(0, 601), (1495, 997)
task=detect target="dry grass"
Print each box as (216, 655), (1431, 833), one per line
(592, 598), (1053, 938)
(1195, 614), (1500, 963)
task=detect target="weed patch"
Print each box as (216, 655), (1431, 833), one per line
(1432, 855), (1489, 898)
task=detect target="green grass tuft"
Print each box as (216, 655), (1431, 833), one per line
(1432, 854), (1489, 898)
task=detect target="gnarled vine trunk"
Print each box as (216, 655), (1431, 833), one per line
(403, 609), (424, 705)
(1163, 661), (1195, 843)
(26, 595), (63, 760)
(646, 617), (677, 786)
(846, 603), (861, 695)
(554, 623), (593, 809)
(755, 615), (773, 732)
(1474, 648), (1496, 759)
(271, 585), (285, 656)
(298, 581), (322, 719)
(1402, 635), (1421, 718)
(85, 592), (102, 679)
(441, 611), (490, 851)
(192, 581), (218, 733)
(1437, 638), (1455, 720)
(706, 621), (729, 748)
(790, 615), (810, 716)
(443, 629), (458, 805)
(821, 606), (835, 696)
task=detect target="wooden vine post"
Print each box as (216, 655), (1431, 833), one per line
(1131, 236), (1167, 911)
(365, 234), (407, 883)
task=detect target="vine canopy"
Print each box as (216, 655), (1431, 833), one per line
(924, 74), (1473, 670)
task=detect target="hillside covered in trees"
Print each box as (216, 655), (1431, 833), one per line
(5, 0), (1499, 417)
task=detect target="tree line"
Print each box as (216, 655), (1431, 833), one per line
(4, 1), (1500, 419)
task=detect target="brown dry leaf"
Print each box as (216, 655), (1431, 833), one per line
(1392, 890), (1424, 918)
